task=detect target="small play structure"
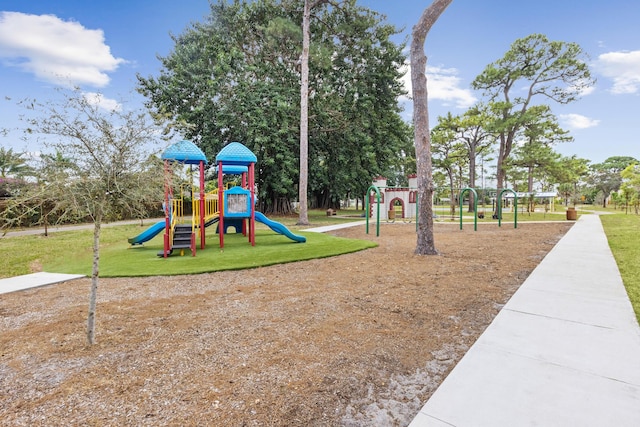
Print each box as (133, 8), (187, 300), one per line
(365, 175), (418, 236)
(128, 140), (305, 257)
(369, 175), (418, 222)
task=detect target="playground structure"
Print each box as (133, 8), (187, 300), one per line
(365, 176), (520, 234)
(128, 140), (305, 256)
(365, 176), (418, 237)
(369, 175), (418, 222)
(459, 187), (518, 231)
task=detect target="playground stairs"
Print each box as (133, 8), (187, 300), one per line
(157, 224), (194, 257)
(172, 224), (193, 251)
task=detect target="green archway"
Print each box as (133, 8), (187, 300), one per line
(497, 189), (518, 228)
(459, 188), (479, 231)
(365, 185), (381, 236)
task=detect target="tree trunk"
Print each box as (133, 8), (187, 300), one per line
(448, 170), (456, 218)
(87, 213), (101, 345)
(527, 165), (535, 212)
(411, 0), (452, 256)
(297, 0), (312, 226)
(467, 147), (476, 212)
(527, 165), (535, 193)
(494, 132), (507, 216)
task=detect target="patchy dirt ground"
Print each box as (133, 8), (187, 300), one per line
(0, 221), (572, 426)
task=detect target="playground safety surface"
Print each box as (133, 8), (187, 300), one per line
(2, 220), (577, 425)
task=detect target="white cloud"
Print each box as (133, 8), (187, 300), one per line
(559, 113), (600, 130)
(400, 62), (477, 109)
(0, 11), (124, 87)
(594, 50), (640, 94)
(83, 92), (121, 111)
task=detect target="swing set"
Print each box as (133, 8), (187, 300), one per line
(458, 187), (518, 231)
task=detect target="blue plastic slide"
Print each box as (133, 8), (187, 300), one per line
(128, 221), (165, 245)
(254, 212), (306, 243)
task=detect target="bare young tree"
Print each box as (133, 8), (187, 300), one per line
(15, 90), (164, 344)
(411, 0), (453, 255)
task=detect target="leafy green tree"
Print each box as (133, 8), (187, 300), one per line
(5, 90), (164, 344)
(139, 1), (295, 213)
(505, 164), (529, 192)
(431, 123), (467, 217)
(472, 34), (594, 214)
(307, 2), (412, 209)
(588, 156), (639, 208)
(435, 106), (494, 211)
(508, 144), (559, 192)
(411, 0), (452, 256)
(0, 147), (32, 179)
(138, 0), (409, 215)
(457, 105), (494, 211)
(619, 163), (640, 214)
(507, 105), (572, 204)
(553, 155), (590, 206)
(0, 147), (36, 203)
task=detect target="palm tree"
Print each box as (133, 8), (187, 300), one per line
(0, 147), (31, 178)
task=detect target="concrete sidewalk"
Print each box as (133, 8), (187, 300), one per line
(0, 272), (85, 295)
(410, 214), (640, 426)
(304, 220), (366, 233)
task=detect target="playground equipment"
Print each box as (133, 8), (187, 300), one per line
(214, 142), (306, 247)
(215, 142), (256, 248)
(369, 176), (418, 222)
(459, 187), (479, 231)
(128, 140), (208, 257)
(458, 187), (518, 231)
(127, 221), (166, 245)
(365, 185), (381, 236)
(497, 188), (518, 228)
(366, 175), (422, 236)
(128, 140), (304, 256)
(255, 212), (306, 243)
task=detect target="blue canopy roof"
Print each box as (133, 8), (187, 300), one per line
(161, 140), (208, 164)
(215, 142), (257, 166)
(215, 165), (248, 174)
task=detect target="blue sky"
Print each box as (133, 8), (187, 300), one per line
(1, 0), (638, 164)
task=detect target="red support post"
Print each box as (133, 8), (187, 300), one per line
(218, 161), (224, 249)
(242, 172), (248, 236)
(163, 160), (171, 258)
(249, 163), (256, 246)
(199, 160), (206, 249)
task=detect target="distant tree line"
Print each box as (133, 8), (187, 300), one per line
(3, 2), (640, 226)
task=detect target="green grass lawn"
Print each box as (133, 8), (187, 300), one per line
(1, 228), (103, 278)
(600, 213), (640, 324)
(0, 217), (375, 278)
